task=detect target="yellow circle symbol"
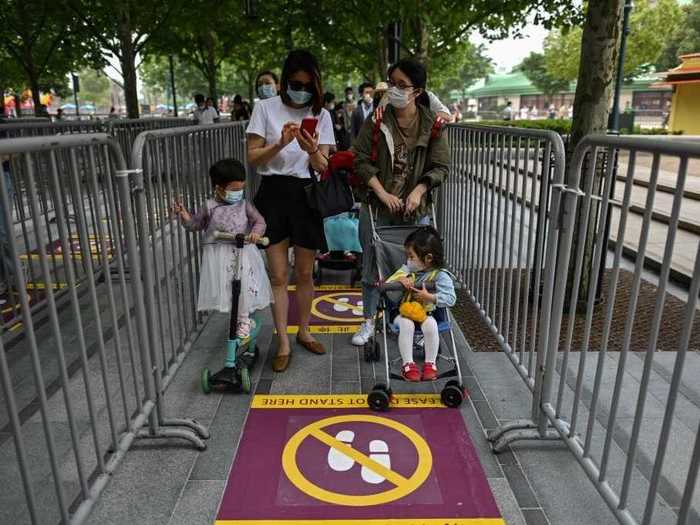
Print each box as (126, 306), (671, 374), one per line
(311, 292), (364, 323)
(282, 414), (432, 506)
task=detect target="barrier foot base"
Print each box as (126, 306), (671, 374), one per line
(136, 426), (208, 451)
(160, 417), (211, 440)
(487, 419), (560, 453)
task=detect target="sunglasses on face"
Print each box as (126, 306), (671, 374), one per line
(288, 80), (314, 92)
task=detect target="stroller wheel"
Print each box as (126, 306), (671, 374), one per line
(201, 368), (212, 394)
(363, 339), (381, 362)
(368, 388), (391, 412)
(441, 383), (464, 408)
(240, 367), (251, 394)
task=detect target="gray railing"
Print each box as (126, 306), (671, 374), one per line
(0, 133), (208, 525)
(129, 121), (249, 392)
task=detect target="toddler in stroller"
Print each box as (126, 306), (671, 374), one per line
(364, 223), (466, 411)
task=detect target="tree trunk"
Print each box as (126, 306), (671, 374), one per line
(117, 11), (139, 119)
(412, 14), (430, 69)
(205, 32), (218, 103)
(565, 0), (622, 311)
(28, 71), (41, 115)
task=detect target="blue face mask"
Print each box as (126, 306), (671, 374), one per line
(223, 189), (244, 204)
(258, 84), (277, 99)
(287, 86), (312, 105)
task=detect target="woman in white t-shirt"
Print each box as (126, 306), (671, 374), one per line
(247, 49), (335, 373)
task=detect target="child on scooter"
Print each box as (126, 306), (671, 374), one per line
(172, 158), (272, 338)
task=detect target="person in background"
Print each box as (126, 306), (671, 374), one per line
(333, 103), (351, 151)
(342, 86), (356, 138)
(54, 108), (64, 121)
(324, 92), (336, 112)
(502, 101), (513, 121)
(558, 103), (568, 120)
(548, 103), (557, 119)
(519, 104), (529, 120)
(426, 91), (453, 122)
(373, 81), (389, 108)
(109, 106), (119, 119)
(256, 70), (279, 100)
(351, 82), (375, 139)
(529, 105), (538, 120)
(231, 95), (251, 121)
(206, 97), (221, 122)
(193, 94), (207, 123)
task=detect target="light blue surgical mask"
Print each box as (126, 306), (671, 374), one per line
(223, 189), (244, 204)
(287, 86), (312, 105)
(258, 84), (277, 99)
(406, 260), (424, 273)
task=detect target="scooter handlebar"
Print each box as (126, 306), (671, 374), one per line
(213, 231), (270, 247)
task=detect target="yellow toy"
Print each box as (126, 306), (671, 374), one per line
(399, 301), (428, 323)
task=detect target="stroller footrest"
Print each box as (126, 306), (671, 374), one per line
(389, 372), (405, 382)
(437, 369), (458, 379)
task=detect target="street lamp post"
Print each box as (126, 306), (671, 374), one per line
(169, 55), (178, 117)
(598, 0), (633, 300)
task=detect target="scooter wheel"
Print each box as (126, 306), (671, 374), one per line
(441, 384), (464, 408)
(201, 368), (212, 394)
(240, 367), (251, 394)
(368, 388), (390, 412)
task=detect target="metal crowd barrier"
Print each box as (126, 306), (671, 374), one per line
(0, 134), (207, 525)
(129, 121), (249, 394)
(529, 135), (700, 525)
(439, 124), (566, 405)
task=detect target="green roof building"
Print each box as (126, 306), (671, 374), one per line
(460, 71), (671, 123)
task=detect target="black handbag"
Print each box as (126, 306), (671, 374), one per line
(305, 166), (355, 218)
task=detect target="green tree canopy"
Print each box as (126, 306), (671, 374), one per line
(545, 0), (685, 82)
(656, 0), (700, 71)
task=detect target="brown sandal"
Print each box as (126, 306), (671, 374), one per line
(295, 336), (326, 355)
(272, 352), (291, 373)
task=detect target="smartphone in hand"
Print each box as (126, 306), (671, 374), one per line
(300, 117), (318, 137)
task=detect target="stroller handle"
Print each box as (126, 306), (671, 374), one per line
(380, 281), (436, 293)
(213, 231), (270, 247)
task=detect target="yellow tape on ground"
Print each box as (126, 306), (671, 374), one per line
(250, 394), (445, 409)
(287, 285), (361, 291)
(216, 517), (506, 525)
(285, 325), (360, 334)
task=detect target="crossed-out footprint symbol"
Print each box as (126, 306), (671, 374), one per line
(332, 298), (364, 316)
(327, 430), (390, 484)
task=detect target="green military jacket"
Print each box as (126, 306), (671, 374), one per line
(352, 103), (449, 216)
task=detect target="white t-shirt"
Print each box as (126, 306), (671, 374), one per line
(195, 107), (218, 125)
(428, 91), (449, 115)
(246, 96), (335, 178)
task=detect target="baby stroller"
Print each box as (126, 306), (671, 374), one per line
(200, 231), (268, 394)
(363, 209), (466, 411)
(314, 206), (362, 286)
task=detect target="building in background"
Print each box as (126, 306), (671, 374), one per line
(460, 71), (672, 127)
(656, 53), (700, 135)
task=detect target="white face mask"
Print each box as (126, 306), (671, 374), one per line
(406, 259), (424, 273)
(387, 86), (413, 109)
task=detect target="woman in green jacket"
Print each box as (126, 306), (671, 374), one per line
(351, 58), (450, 347)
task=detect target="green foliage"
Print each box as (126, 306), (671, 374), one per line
(0, 0), (103, 99)
(76, 69), (112, 108)
(656, 0), (700, 71)
(544, 0), (685, 82)
(475, 119), (682, 135)
(517, 52), (570, 96)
